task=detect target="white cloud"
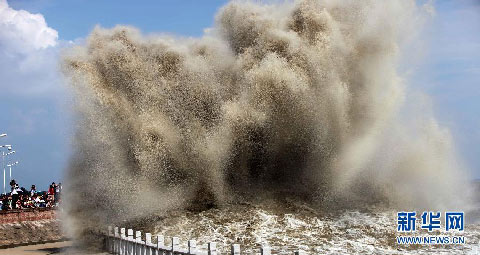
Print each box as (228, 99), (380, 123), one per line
(0, 0), (61, 95)
(0, 0), (57, 52)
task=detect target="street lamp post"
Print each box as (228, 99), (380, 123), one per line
(1, 145), (12, 194)
(0, 134), (6, 138)
(7, 161), (18, 182)
(6, 151), (16, 182)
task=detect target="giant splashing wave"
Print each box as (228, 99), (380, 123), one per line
(61, 0), (472, 246)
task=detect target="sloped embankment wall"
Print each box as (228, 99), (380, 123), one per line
(0, 209), (63, 247)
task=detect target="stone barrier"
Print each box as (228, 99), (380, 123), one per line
(0, 208), (57, 224)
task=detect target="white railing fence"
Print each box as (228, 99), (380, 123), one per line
(105, 226), (308, 255)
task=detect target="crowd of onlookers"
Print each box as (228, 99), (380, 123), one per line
(0, 180), (62, 210)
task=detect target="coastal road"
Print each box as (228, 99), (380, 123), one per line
(0, 241), (107, 255)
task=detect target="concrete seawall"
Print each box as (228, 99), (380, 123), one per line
(0, 209), (64, 248)
(0, 208), (57, 224)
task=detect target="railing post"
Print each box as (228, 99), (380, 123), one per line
(145, 233), (152, 255)
(136, 231), (142, 255)
(261, 246), (271, 255)
(121, 228), (126, 255)
(231, 244), (240, 255)
(208, 242), (217, 255)
(171, 237), (179, 254)
(128, 229), (134, 255)
(188, 240), (196, 255)
(108, 226), (113, 253)
(157, 235), (165, 255)
(114, 227), (119, 254)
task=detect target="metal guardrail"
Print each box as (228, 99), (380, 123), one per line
(106, 226), (307, 255)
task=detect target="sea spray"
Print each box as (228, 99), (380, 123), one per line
(61, 0), (470, 243)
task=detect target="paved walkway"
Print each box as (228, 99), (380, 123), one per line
(0, 241), (107, 255)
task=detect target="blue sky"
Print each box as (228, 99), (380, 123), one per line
(0, 0), (478, 191)
(8, 0), (229, 40)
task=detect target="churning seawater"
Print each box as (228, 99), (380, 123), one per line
(151, 192), (480, 255)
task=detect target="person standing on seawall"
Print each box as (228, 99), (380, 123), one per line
(54, 183), (60, 205)
(30, 185), (36, 197)
(48, 183), (55, 206)
(10, 180), (19, 209)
